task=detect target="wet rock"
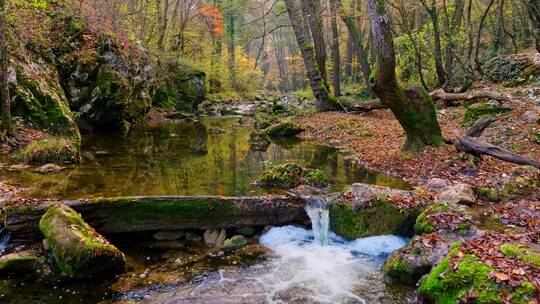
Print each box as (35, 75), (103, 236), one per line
(426, 178), (449, 193)
(153, 230), (184, 241)
(0, 250), (43, 276)
(329, 184), (423, 239)
(34, 163), (65, 174)
(384, 233), (467, 286)
(208, 127), (227, 134)
(222, 235), (247, 249)
(204, 229), (227, 247)
(39, 204), (126, 278)
(235, 227), (256, 237)
(265, 121), (304, 137)
(437, 183), (476, 205)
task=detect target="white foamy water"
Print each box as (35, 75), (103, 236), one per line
(258, 225), (408, 304)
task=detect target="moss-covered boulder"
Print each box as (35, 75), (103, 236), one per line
(414, 202), (473, 235)
(329, 184), (422, 239)
(0, 251), (43, 276)
(249, 131), (271, 151)
(265, 121), (304, 137)
(9, 136), (79, 164)
(9, 52), (80, 140)
(259, 163), (329, 189)
(39, 204), (126, 278)
(418, 252), (537, 304)
(153, 59), (206, 112)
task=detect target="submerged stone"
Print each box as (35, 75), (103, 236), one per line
(222, 235), (248, 249)
(0, 251), (43, 276)
(39, 204), (126, 278)
(34, 163), (65, 174)
(153, 230), (185, 241)
(265, 121), (304, 137)
(204, 229), (227, 247)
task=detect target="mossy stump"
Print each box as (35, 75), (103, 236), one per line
(39, 204), (126, 278)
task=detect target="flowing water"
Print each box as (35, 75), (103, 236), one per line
(114, 204), (413, 304)
(0, 116), (414, 303)
(0, 117), (409, 199)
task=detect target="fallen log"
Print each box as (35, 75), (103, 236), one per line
(465, 116), (497, 137)
(2, 195), (309, 242)
(430, 89), (520, 105)
(348, 99), (386, 113)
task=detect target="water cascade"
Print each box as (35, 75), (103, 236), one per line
(304, 196), (329, 245)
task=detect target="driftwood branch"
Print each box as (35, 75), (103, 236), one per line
(448, 118), (540, 169)
(430, 89), (520, 104)
(465, 116), (497, 137)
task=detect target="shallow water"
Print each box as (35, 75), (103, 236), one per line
(0, 117), (409, 199)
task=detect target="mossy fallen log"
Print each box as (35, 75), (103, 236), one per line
(39, 204), (126, 278)
(2, 196), (308, 242)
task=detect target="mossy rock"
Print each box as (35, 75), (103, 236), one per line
(259, 163), (305, 189)
(221, 235), (248, 249)
(500, 243), (540, 267)
(414, 203), (472, 235)
(462, 103), (512, 126)
(305, 169), (329, 188)
(475, 187), (503, 202)
(39, 204), (126, 278)
(265, 121), (304, 137)
(329, 197), (420, 239)
(153, 60), (206, 112)
(0, 251), (43, 276)
(9, 137), (80, 164)
(418, 252), (537, 304)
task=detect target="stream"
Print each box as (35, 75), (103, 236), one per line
(0, 117), (414, 303)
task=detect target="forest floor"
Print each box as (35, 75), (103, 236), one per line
(293, 84), (540, 189)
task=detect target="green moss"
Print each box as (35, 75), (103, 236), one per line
(265, 121), (304, 137)
(39, 204), (126, 277)
(9, 137), (79, 164)
(0, 253), (42, 275)
(259, 163), (304, 189)
(96, 197), (249, 227)
(383, 255), (418, 286)
(305, 169), (329, 188)
(476, 187), (503, 202)
(329, 198), (419, 239)
(531, 132), (540, 145)
(462, 103), (512, 126)
(414, 211), (436, 235)
(500, 243), (540, 267)
(418, 254), (503, 304)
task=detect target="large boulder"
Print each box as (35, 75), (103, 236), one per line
(329, 184), (422, 239)
(153, 60), (206, 112)
(39, 204), (126, 278)
(437, 183), (476, 206)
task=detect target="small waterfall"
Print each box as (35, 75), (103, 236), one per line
(305, 196), (330, 246)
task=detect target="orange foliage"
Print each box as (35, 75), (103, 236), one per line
(199, 5), (224, 38)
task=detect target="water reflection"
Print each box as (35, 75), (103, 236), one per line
(1, 117), (409, 199)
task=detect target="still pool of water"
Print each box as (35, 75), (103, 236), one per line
(1, 117), (409, 199)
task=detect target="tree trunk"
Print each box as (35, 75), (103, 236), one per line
(0, 0), (10, 138)
(156, 0), (169, 50)
(335, 0), (374, 97)
(300, 0), (328, 84)
(421, 0), (446, 87)
(474, 0), (496, 71)
(526, 0), (540, 52)
(329, 0), (341, 96)
(367, 0), (444, 152)
(444, 0), (465, 87)
(226, 5), (236, 90)
(284, 0), (335, 111)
